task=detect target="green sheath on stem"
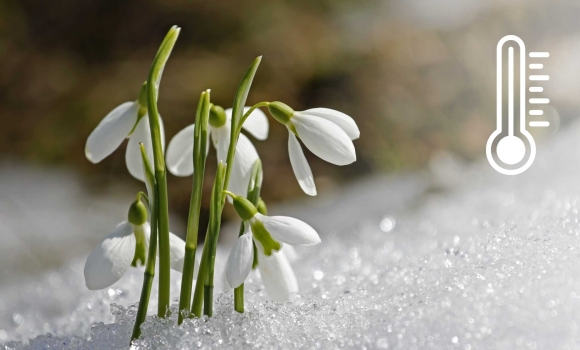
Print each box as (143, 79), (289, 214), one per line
(146, 25), (180, 317)
(234, 159), (263, 313)
(131, 144), (158, 341)
(178, 90), (210, 324)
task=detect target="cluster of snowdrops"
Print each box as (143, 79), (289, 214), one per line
(82, 26), (359, 341)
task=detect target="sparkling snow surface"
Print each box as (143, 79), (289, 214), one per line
(4, 124), (580, 349)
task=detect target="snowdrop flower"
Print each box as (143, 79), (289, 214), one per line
(85, 83), (165, 182)
(267, 102), (359, 196)
(84, 198), (187, 290)
(224, 192), (320, 300)
(166, 105), (268, 196)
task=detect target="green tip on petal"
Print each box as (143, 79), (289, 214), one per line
(251, 219), (282, 256)
(268, 101), (294, 125)
(131, 224), (148, 267)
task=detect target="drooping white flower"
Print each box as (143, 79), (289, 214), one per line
(166, 106), (268, 196)
(268, 102), (359, 196)
(224, 193), (320, 301)
(223, 238), (299, 302)
(85, 84), (165, 182)
(83, 201), (188, 290)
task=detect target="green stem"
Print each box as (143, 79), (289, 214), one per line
(234, 160), (263, 313)
(146, 26), (180, 317)
(131, 144), (158, 342)
(178, 90), (210, 324)
(191, 230), (209, 317)
(236, 102), (270, 136)
(204, 163), (226, 317)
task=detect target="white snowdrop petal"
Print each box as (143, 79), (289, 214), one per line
(226, 233), (254, 288)
(302, 108), (359, 140)
(288, 133), (317, 196)
(292, 115), (356, 166)
(228, 133), (260, 197)
(85, 102), (139, 163)
(258, 250), (298, 302)
(212, 124), (231, 164)
(235, 107), (269, 140)
(282, 245), (298, 262)
(126, 118), (151, 182)
(84, 222), (136, 290)
(166, 124), (195, 176)
(259, 214), (321, 246)
(126, 116), (166, 182)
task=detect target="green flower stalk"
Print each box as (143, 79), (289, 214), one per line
(191, 162), (226, 317)
(178, 90), (210, 324)
(146, 25), (180, 317)
(131, 144), (157, 341)
(234, 159), (263, 313)
(203, 162), (227, 317)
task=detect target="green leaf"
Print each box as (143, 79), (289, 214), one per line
(147, 25), (180, 171)
(231, 56), (262, 133)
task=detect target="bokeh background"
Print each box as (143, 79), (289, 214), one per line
(2, 0), (580, 278)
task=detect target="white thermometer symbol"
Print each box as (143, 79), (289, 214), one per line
(486, 35), (537, 175)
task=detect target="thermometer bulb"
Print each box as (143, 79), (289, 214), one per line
(496, 136), (525, 165)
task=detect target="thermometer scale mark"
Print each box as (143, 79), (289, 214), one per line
(487, 35), (550, 175)
(529, 121), (550, 127)
(527, 49), (550, 128)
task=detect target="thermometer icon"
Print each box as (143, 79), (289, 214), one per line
(486, 35), (550, 175)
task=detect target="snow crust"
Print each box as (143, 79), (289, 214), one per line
(4, 123), (580, 349)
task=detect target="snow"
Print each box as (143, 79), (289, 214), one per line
(4, 123), (580, 349)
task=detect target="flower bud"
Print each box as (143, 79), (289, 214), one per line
(228, 192), (258, 221)
(128, 199), (148, 225)
(209, 104), (227, 128)
(268, 101), (294, 125)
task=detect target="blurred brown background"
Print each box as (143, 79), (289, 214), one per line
(1, 0), (579, 231)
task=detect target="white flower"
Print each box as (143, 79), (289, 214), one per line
(224, 194), (320, 301)
(85, 100), (165, 182)
(223, 238), (299, 302)
(83, 221), (187, 290)
(166, 106), (267, 196)
(269, 103), (359, 196)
